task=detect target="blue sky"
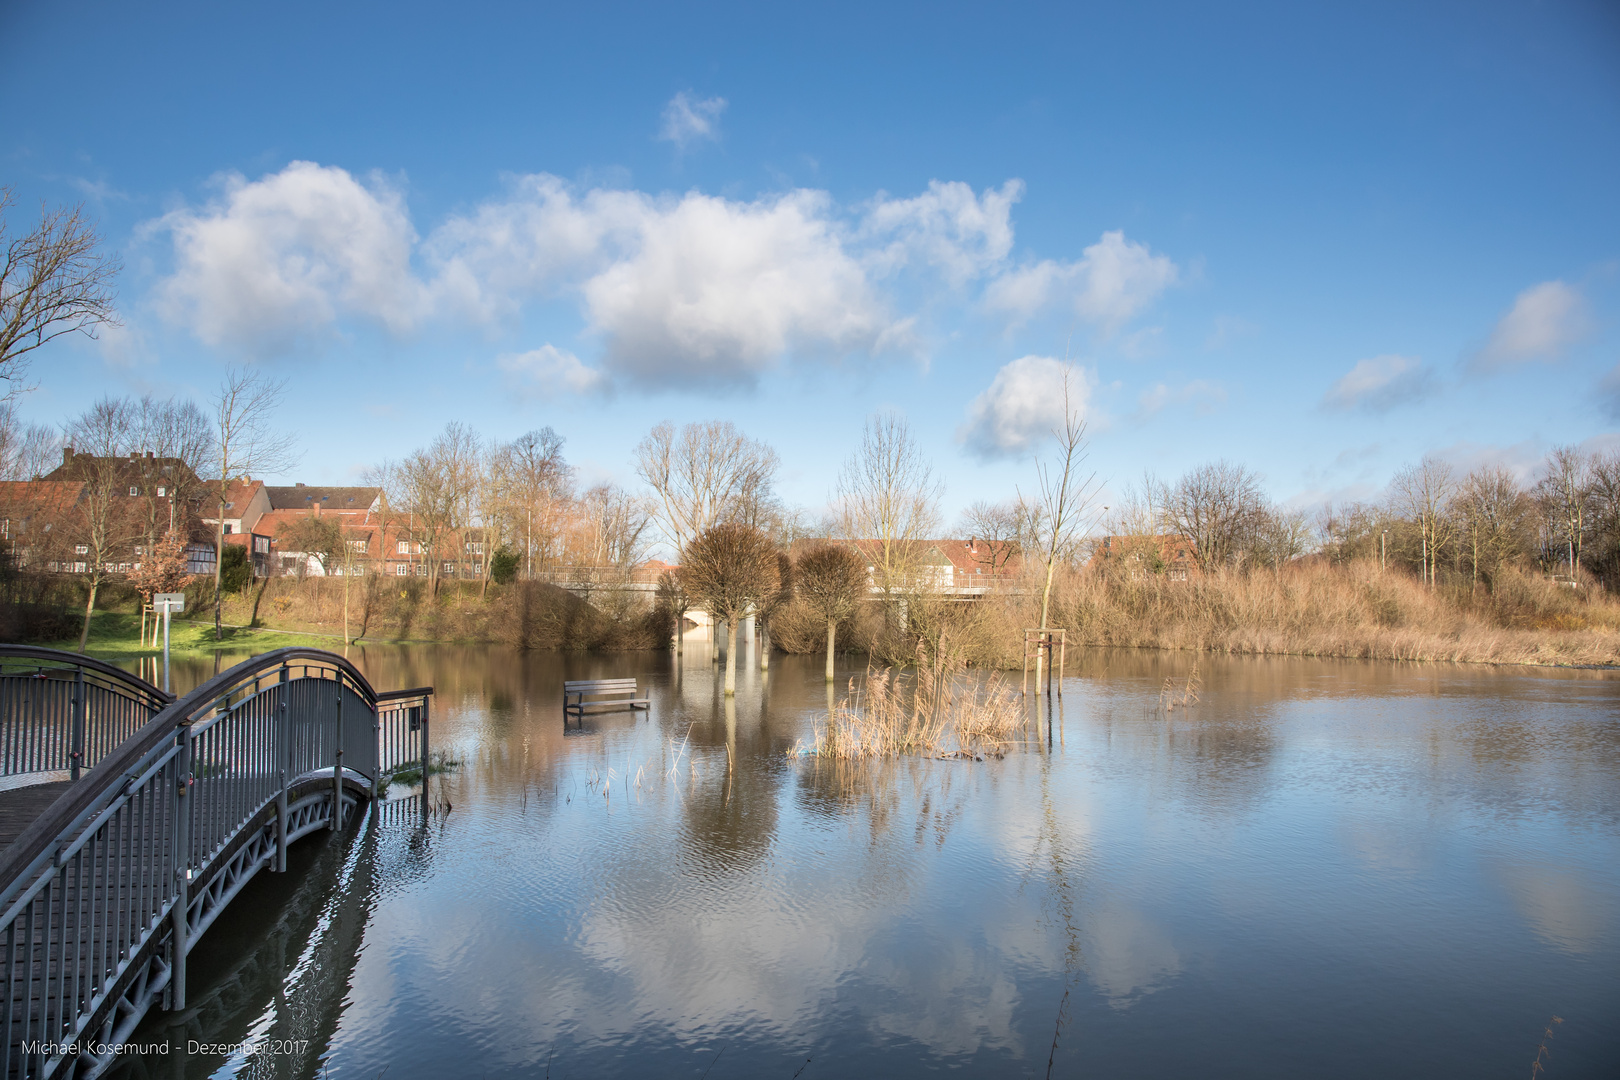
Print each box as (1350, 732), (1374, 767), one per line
(3, 0), (1617, 525)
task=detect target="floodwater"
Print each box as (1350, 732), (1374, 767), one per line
(107, 636), (1620, 1078)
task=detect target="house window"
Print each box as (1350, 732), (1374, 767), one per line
(254, 536), (270, 553)
(223, 523), (233, 535)
(414, 564), (427, 576)
(73, 561), (86, 573)
(398, 540), (410, 554)
(129, 486), (139, 496)
(74, 544), (88, 555)
(349, 539), (368, 553)
(464, 541), (483, 555)
(443, 562), (455, 574)
(157, 486), (166, 497)
(396, 563), (408, 576)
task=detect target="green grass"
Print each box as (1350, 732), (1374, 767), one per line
(40, 610), (361, 660)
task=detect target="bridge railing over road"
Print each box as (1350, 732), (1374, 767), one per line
(0, 646), (431, 1080)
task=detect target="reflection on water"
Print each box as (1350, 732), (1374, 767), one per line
(109, 641), (1620, 1078)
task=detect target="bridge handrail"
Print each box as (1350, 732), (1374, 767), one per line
(0, 647), (174, 710)
(0, 648), (378, 915)
(0, 647), (431, 1078)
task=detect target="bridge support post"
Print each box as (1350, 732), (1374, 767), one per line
(332, 685), (343, 831)
(277, 663), (289, 873)
(420, 697), (431, 824)
(170, 723), (192, 1011)
(70, 667), (84, 781)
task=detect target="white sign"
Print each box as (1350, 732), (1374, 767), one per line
(154, 592), (186, 612)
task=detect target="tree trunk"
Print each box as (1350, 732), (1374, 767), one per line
(759, 618), (770, 671)
(214, 515), (225, 639)
(825, 618), (836, 682)
(1036, 560), (1057, 690)
(343, 574), (351, 645)
(78, 578), (99, 653)
(724, 619), (738, 696)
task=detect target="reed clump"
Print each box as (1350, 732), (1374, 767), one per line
(800, 635), (1022, 759)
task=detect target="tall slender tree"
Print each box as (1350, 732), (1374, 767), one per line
(210, 369), (296, 638)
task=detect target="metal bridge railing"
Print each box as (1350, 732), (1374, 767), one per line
(0, 646), (432, 1080)
(0, 650), (174, 783)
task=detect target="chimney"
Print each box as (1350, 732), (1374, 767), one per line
(296, 482), (306, 488)
(62, 447), (74, 465)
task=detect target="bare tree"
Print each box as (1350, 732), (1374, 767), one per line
(1164, 460), (1266, 571)
(390, 423), (481, 596)
(635, 420), (779, 558)
(1453, 466), (1529, 590)
(1537, 446), (1592, 580)
(1589, 451), (1620, 586)
(211, 369), (297, 637)
(1019, 372), (1099, 688)
(957, 500), (1023, 573)
(63, 398), (140, 651)
(681, 522), (779, 695)
(1390, 456), (1455, 587)
(795, 543), (867, 682)
(503, 427), (573, 576)
(0, 189), (121, 397)
(132, 395), (212, 556)
(0, 402), (59, 480)
(834, 412), (943, 611)
(573, 483), (652, 570)
(655, 569), (691, 652)
(1248, 506), (1311, 571)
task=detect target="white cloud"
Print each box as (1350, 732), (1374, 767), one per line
(1204, 314), (1256, 350)
(658, 91), (727, 149)
(1472, 280), (1591, 370)
(984, 230), (1178, 334)
(859, 180), (1022, 286)
(497, 344), (608, 395)
(150, 161), (424, 354)
(959, 355), (1093, 459)
(579, 189), (901, 387)
(1138, 378), (1226, 417)
(1321, 354), (1434, 412)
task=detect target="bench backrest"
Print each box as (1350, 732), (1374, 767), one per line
(564, 679), (640, 691)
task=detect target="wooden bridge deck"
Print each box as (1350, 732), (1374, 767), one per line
(0, 783), (72, 855)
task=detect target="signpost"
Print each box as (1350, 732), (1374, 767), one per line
(154, 592), (185, 693)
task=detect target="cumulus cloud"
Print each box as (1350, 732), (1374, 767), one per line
(144, 162), (1181, 392)
(149, 161), (424, 354)
(1137, 378), (1226, 417)
(1321, 354), (1434, 412)
(859, 180), (1022, 286)
(579, 189), (900, 387)
(658, 91), (727, 149)
(959, 355), (1092, 459)
(497, 344), (608, 395)
(1472, 280), (1591, 371)
(984, 230), (1178, 334)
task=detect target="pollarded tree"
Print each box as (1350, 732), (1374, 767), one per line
(795, 543), (867, 682)
(681, 523), (779, 696)
(655, 569), (691, 652)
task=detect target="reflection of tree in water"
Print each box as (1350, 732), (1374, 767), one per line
(109, 802), (429, 1080)
(678, 697), (784, 872)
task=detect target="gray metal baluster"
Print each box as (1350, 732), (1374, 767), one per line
(70, 669), (84, 781)
(169, 723), (192, 1011)
(332, 685), (343, 830)
(277, 665), (289, 873)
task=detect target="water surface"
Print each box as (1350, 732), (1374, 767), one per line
(110, 640), (1620, 1078)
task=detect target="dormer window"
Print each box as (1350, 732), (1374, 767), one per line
(157, 486), (166, 497)
(129, 486), (139, 496)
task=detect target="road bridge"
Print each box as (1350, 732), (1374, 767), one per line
(0, 646), (432, 1079)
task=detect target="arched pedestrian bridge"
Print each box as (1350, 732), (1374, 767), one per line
(0, 645), (433, 1080)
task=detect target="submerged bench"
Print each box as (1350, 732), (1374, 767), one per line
(564, 678), (650, 721)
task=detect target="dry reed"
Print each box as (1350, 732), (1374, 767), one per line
(798, 635), (1022, 759)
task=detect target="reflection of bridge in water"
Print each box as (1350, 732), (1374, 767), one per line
(0, 646), (433, 1079)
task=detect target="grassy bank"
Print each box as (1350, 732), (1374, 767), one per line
(38, 610), (367, 660)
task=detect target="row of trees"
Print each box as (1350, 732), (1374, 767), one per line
(0, 371), (292, 648)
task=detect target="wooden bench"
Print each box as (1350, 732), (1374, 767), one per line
(563, 678), (650, 722)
